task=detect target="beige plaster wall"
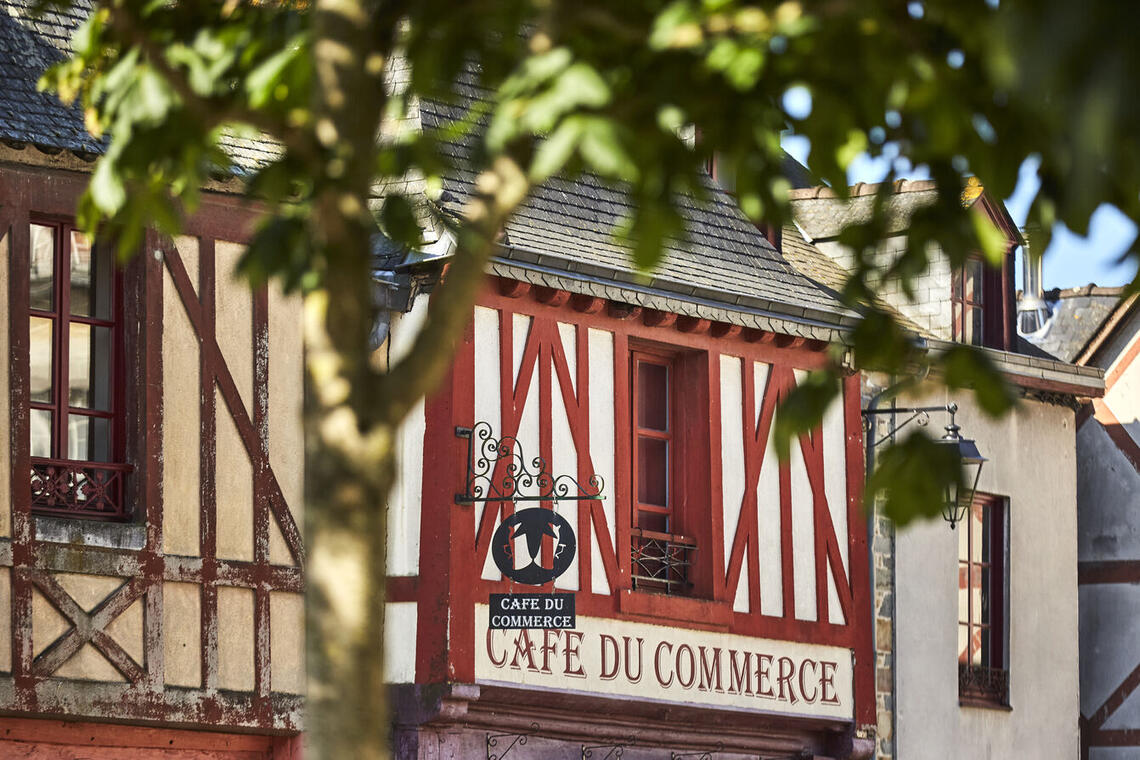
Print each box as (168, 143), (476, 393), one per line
(30, 572), (140, 683)
(268, 284), (304, 566)
(163, 581), (201, 688)
(162, 246), (202, 558)
(215, 385), (254, 563)
(217, 586), (255, 691)
(893, 387), (1079, 758)
(270, 591), (305, 694)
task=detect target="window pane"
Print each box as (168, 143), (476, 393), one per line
(29, 224), (55, 311)
(970, 503), (985, 562)
(29, 316), (54, 403)
(637, 436), (668, 507)
(30, 408), (52, 458)
(958, 623), (970, 664)
(958, 564), (969, 622)
(970, 307), (984, 345)
(951, 269), (963, 301)
(970, 568), (984, 624)
(637, 511), (669, 533)
(637, 361), (669, 431)
(69, 231), (112, 320)
(67, 414), (112, 462)
(978, 625), (990, 667)
(69, 323), (113, 411)
(979, 567), (991, 626)
(965, 259), (984, 304)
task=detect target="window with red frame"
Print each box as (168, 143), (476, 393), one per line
(27, 219), (130, 520)
(958, 494), (1009, 707)
(629, 350), (697, 595)
(952, 258), (986, 346)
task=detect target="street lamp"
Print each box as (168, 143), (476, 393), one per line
(936, 403), (987, 530)
(863, 401), (987, 530)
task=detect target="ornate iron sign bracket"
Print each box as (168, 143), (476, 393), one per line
(486, 722), (540, 760)
(456, 421), (605, 505)
(671, 741), (724, 759)
(582, 739), (631, 759)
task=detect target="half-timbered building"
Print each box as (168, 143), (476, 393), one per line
(0, 3), (305, 756)
(1036, 287), (1140, 759)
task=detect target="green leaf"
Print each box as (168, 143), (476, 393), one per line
(940, 345), (1016, 416)
(866, 430), (964, 527)
(378, 194), (423, 249)
(579, 117), (637, 179)
(89, 152), (126, 215)
(773, 370), (840, 461)
(530, 116), (585, 182)
(970, 210), (1008, 266)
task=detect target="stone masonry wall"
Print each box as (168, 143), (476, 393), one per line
(817, 235), (954, 341)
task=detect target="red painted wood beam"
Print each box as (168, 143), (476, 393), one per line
(643, 309), (678, 328)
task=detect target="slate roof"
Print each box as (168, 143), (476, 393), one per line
(1024, 286), (1128, 363)
(0, 0), (280, 172)
(422, 88), (859, 329)
(0, 0), (103, 155)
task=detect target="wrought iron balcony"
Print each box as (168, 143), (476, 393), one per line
(959, 663), (1010, 707)
(30, 458), (132, 521)
(630, 528), (696, 595)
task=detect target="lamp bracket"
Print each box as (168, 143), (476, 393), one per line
(861, 404), (959, 450)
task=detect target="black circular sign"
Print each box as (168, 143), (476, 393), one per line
(491, 509), (577, 585)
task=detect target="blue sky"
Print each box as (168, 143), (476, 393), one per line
(781, 135), (1138, 292)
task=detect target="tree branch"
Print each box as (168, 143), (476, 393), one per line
(374, 155), (532, 426)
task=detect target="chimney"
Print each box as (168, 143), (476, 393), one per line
(1016, 226), (1049, 336)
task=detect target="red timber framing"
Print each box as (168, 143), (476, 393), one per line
(2, 164), (303, 733)
(413, 276), (875, 731)
(0, 716), (301, 758)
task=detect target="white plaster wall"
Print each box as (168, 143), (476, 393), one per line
(1077, 420), (1140, 562)
(385, 295), (429, 577)
(587, 328), (616, 595)
(894, 391), (1079, 759)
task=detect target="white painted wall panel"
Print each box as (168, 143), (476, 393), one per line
(384, 602), (417, 683)
(588, 329), (616, 595)
(790, 436), (817, 622)
(386, 295), (431, 576)
(552, 322), (579, 591)
(475, 306), (504, 581)
(719, 356), (747, 612)
(823, 396), (848, 625)
(755, 363), (783, 617)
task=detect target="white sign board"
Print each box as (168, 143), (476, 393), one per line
(475, 605), (854, 720)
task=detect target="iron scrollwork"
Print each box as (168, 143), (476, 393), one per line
(582, 736), (634, 759)
(672, 741), (724, 759)
(456, 421), (605, 505)
(487, 721), (541, 760)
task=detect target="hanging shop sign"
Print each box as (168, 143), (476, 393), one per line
(476, 607), (855, 721)
(456, 421), (604, 629)
(490, 508), (577, 586)
(489, 592), (576, 629)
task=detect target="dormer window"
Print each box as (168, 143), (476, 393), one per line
(952, 258), (986, 346)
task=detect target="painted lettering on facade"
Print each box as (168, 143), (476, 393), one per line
(475, 606), (853, 719)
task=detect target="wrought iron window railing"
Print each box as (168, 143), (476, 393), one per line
(958, 663), (1009, 707)
(630, 528), (696, 595)
(30, 459), (132, 521)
